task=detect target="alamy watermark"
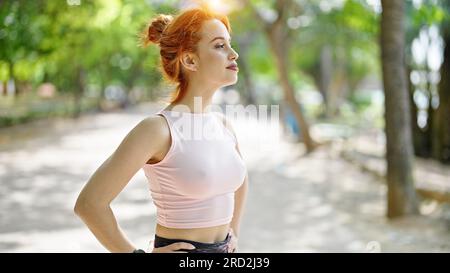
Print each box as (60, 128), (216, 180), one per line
(167, 97), (281, 149)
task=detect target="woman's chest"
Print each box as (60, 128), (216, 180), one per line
(168, 138), (246, 196)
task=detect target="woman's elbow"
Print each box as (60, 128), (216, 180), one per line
(74, 195), (89, 216)
(74, 194), (103, 216)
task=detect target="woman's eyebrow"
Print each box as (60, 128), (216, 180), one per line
(209, 37), (231, 43)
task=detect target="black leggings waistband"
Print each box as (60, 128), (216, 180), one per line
(153, 232), (231, 253)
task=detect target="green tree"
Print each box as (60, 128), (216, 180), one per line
(245, 0), (317, 152)
(292, 0), (379, 117)
(0, 0), (48, 95)
(381, 0), (419, 218)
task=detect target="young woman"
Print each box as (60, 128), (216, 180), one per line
(74, 7), (249, 253)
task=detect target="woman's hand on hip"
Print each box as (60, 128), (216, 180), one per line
(227, 228), (238, 253)
(151, 242), (196, 253)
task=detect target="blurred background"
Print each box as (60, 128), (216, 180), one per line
(1, 0), (450, 252)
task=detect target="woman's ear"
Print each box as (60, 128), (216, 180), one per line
(180, 52), (198, 72)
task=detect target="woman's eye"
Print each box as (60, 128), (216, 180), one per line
(216, 44), (225, 49)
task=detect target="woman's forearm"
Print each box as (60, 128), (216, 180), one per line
(230, 174), (249, 237)
(75, 203), (137, 253)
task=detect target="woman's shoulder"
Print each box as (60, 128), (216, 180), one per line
(132, 114), (171, 149)
(139, 113), (167, 126)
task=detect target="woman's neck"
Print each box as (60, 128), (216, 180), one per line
(169, 88), (217, 113)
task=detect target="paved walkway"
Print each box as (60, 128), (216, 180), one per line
(1, 102), (449, 252)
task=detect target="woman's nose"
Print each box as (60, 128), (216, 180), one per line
(230, 50), (239, 61)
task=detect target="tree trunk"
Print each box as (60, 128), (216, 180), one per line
(432, 22), (450, 163)
(381, 0), (419, 218)
(8, 62), (15, 98)
(267, 24), (315, 152)
(327, 47), (348, 117)
(319, 45), (333, 117)
(245, 0), (316, 152)
(2, 81), (6, 96)
(73, 68), (85, 119)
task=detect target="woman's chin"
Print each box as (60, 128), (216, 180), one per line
(216, 75), (238, 88)
(225, 77), (238, 86)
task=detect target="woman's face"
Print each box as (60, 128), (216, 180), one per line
(193, 19), (239, 87)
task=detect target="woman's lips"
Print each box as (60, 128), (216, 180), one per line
(226, 66), (238, 71)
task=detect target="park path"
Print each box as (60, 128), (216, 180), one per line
(1, 102), (449, 252)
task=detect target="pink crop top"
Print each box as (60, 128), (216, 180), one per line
(142, 109), (247, 229)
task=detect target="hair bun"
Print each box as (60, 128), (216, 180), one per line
(144, 14), (173, 46)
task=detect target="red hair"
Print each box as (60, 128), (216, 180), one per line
(141, 7), (232, 104)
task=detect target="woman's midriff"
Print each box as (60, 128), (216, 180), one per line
(155, 223), (231, 244)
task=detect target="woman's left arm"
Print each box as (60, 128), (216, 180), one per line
(230, 160), (248, 238)
(228, 124), (249, 254)
(229, 141), (248, 253)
